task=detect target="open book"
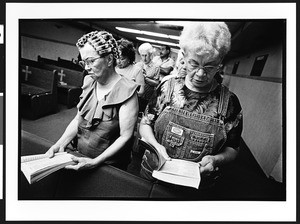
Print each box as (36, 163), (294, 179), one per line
(139, 139), (201, 189)
(21, 152), (76, 184)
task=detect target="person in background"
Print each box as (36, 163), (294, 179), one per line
(46, 30), (139, 171)
(161, 48), (186, 83)
(135, 43), (160, 113)
(115, 38), (145, 97)
(139, 22), (243, 190)
(152, 45), (175, 81)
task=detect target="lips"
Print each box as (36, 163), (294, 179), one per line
(192, 78), (207, 85)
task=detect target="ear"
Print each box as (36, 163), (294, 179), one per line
(107, 54), (114, 67)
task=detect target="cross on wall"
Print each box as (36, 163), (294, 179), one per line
(58, 70), (67, 85)
(22, 66), (32, 81)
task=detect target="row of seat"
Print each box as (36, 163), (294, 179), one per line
(20, 57), (86, 119)
(20, 130), (217, 200)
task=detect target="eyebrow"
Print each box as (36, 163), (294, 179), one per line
(188, 58), (218, 66)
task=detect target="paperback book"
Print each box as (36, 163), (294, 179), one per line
(139, 139), (201, 189)
(21, 152), (76, 184)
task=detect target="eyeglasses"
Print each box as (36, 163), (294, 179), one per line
(187, 61), (221, 74)
(78, 56), (101, 68)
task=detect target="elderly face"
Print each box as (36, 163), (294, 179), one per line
(184, 48), (222, 91)
(79, 43), (111, 81)
(140, 51), (152, 65)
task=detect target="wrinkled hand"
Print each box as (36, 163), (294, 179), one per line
(64, 156), (97, 171)
(199, 155), (219, 177)
(46, 144), (65, 158)
(155, 144), (171, 161)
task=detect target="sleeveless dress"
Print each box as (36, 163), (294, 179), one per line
(73, 75), (139, 169)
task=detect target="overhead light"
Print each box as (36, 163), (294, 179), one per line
(115, 27), (180, 40)
(155, 21), (193, 27)
(136, 37), (179, 48)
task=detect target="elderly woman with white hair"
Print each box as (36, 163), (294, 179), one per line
(135, 42), (160, 112)
(46, 31), (139, 171)
(139, 22), (243, 189)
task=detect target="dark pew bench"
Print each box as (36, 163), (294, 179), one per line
(41, 63), (85, 108)
(20, 130), (154, 199)
(20, 65), (58, 120)
(19, 130), (238, 200)
(37, 55), (60, 67)
(38, 55), (83, 72)
(58, 57), (83, 72)
(20, 130), (283, 200)
(22, 58), (85, 108)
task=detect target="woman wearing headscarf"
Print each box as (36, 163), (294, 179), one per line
(46, 31), (139, 170)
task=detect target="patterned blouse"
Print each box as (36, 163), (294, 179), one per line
(144, 77), (243, 149)
(135, 61), (160, 100)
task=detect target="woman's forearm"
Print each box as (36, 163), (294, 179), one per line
(213, 146), (239, 167)
(54, 116), (79, 148)
(139, 122), (160, 148)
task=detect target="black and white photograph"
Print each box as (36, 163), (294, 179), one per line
(3, 2), (297, 222)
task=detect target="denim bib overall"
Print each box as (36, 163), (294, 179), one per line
(141, 79), (230, 182)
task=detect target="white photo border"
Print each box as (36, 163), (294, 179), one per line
(5, 2), (296, 222)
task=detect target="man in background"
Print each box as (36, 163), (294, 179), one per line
(136, 43), (160, 113)
(152, 45), (175, 81)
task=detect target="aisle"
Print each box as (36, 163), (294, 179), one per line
(21, 104), (77, 143)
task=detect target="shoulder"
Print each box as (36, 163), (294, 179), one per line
(153, 55), (160, 62)
(226, 87), (241, 110)
(82, 75), (95, 90)
(221, 85), (242, 117)
(134, 61), (143, 69)
(168, 57), (175, 65)
(103, 76), (139, 107)
(157, 77), (182, 95)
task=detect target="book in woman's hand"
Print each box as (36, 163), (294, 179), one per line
(139, 139), (201, 189)
(21, 152), (76, 184)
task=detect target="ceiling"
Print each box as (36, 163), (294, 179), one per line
(65, 19), (285, 61)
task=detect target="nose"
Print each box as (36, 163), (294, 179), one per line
(84, 63), (92, 70)
(195, 67), (206, 77)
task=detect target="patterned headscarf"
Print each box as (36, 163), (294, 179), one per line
(76, 31), (119, 59)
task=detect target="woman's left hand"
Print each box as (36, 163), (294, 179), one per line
(65, 156), (97, 171)
(199, 155), (219, 177)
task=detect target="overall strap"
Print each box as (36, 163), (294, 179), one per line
(165, 77), (176, 104)
(217, 85), (231, 120)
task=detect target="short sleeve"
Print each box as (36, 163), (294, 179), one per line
(223, 93), (243, 149)
(77, 75), (95, 110)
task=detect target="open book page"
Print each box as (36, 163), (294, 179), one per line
(21, 152), (74, 174)
(21, 152), (76, 184)
(21, 152), (66, 163)
(158, 159), (200, 178)
(152, 159), (201, 189)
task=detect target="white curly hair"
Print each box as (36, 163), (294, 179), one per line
(179, 22), (231, 62)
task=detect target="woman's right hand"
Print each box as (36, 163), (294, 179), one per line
(46, 144), (65, 158)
